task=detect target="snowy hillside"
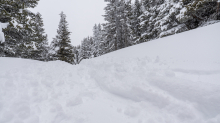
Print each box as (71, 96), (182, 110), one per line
(0, 23), (220, 123)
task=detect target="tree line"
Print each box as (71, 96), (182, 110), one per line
(0, 0), (219, 64)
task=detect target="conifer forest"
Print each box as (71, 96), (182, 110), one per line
(0, 0), (220, 64)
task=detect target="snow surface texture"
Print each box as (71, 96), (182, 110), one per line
(0, 23), (220, 123)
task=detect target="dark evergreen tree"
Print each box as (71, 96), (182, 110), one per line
(30, 12), (49, 61)
(50, 12), (74, 64)
(153, 0), (188, 38)
(15, 8), (36, 58)
(115, 0), (123, 49)
(80, 37), (88, 60)
(97, 24), (105, 55)
(0, 0), (22, 23)
(49, 38), (58, 60)
(73, 45), (80, 64)
(103, 0), (117, 52)
(139, 0), (154, 42)
(92, 23), (105, 57)
(88, 36), (93, 58)
(0, 0), (23, 57)
(92, 24), (98, 57)
(0, 0), (40, 58)
(130, 0), (142, 44)
(178, 0), (219, 29)
(120, 0), (133, 47)
(103, 0), (132, 51)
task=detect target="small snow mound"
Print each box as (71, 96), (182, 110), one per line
(124, 106), (140, 117)
(66, 97), (83, 107)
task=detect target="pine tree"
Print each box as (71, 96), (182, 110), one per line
(15, 9), (36, 58)
(50, 12), (74, 64)
(130, 0), (142, 44)
(103, 0), (131, 51)
(103, 0), (117, 52)
(120, 0), (133, 47)
(87, 36), (93, 58)
(80, 37), (88, 60)
(49, 38), (58, 60)
(1, 0), (40, 58)
(0, 0), (21, 23)
(177, 0), (218, 29)
(115, 0), (123, 49)
(153, 0), (188, 38)
(97, 24), (105, 55)
(139, 0), (154, 42)
(0, 0), (23, 57)
(30, 12), (49, 61)
(92, 24), (98, 57)
(92, 23), (105, 57)
(73, 45), (80, 64)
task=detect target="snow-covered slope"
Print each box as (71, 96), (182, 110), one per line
(0, 23), (220, 123)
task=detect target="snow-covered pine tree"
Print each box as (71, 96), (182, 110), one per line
(16, 0), (39, 8)
(15, 9), (36, 58)
(143, 0), (166, 40)
(153, 0), (188, 38)
(72, 45), (80, 64)
(121, 0), (133, 47)
(0, 0), (39, 57)
(0, 0), (11, 55)
(177, 0), (218, 29)
(139, 0), (154, 42)
(92, 24), (104, 57)
(30, 12), (49, 61)
(87, 36), (93, 58)
(115, 0), (124, 49)
(92, 24), (98, 57)
(49, 38), (59, 61)
(97, 24), (106, 55)
(103, 0), (117, 52)
(103, 0), (132, 51)
(79, 24), (105, 62)
(139, 0), (186, 41)
(80, 37), (89, 60)
(0, 0), (17, 23)
(1, 24), (21, 57)
(130, 0), (142, 44)
(50, 12), (74, 64)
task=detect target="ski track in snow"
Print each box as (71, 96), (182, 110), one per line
(0, 23), (220, 123)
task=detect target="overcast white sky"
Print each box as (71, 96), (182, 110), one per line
(30, 0), (107, 46)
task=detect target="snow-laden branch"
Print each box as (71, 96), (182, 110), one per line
(0, 23), (9, 43)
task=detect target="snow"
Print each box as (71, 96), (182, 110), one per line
(159, 24), (185, 37)
(0, 23), (220, 123)
(200, 20), (220, 27)
(176, 7), (188, 22)
(0, 23), (8, 43)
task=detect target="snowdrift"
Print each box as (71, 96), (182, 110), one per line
(0, 23), (220, 123)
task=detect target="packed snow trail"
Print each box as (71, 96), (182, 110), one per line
(0, 23), (220, 123)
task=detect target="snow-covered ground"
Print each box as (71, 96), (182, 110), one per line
(0, 23), (220, 123)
